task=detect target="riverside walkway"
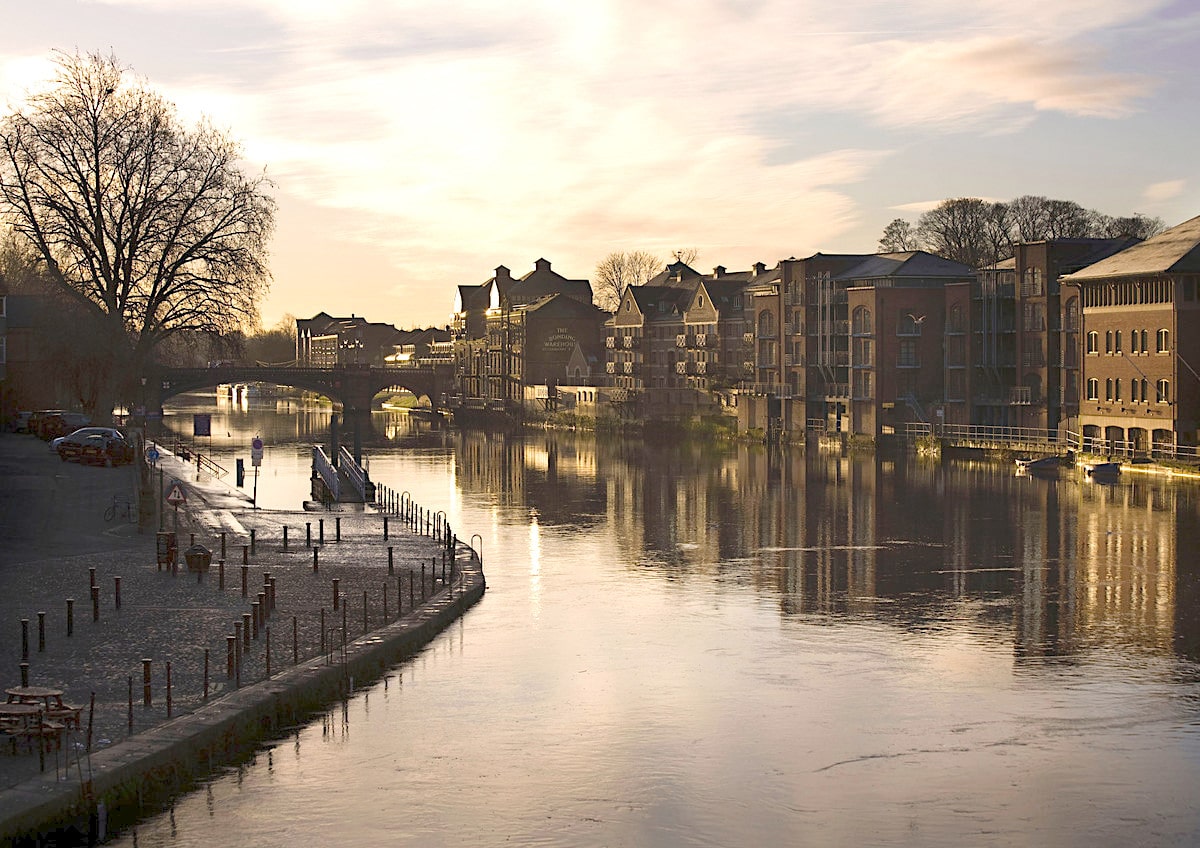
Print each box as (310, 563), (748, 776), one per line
(0, 432), (484, 843)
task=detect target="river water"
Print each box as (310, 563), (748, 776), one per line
(107, 393), (1200, 847)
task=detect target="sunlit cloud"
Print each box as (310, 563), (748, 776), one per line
(1143, 180), (1185, 204)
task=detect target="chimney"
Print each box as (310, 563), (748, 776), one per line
(713, 265), (726, 277)
(495, 265), (512, 283)
(753, 262), (766, 275)
(535, 258), (551, 272)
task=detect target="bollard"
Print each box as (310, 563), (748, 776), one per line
(234, 623), (242, 688)
(91, 586), (100, 622)
(66, 599), (74, 637)
(89, 567), (96, 589)
(258, 590), (268, 621)
(204, 649), (210, 700)
(243, 612), (252, 649)
(221, 532), (227, 560)
(383, 517), (389, 541)
(388, 546), (394, 575)
(241, 565), (249, 597)
(114, 576), (122, 609)
(283, 526), (289, 550)
(306, 522), (312, 548)
(142, 659), (152, 707)
(226, 636), (235, 679)
(313, 547), (319, 572)
(21, 619), (29, 660)
(242, 544), (249, 565)
(37, 612), (45, 653)
(190, 533), (195, 547)
(251, 602), (260, 638)
(166, 661), (173, 718)
(336, 517), (341, 542)
(250, 528), (256, 555)
(319, 519), (325, 544)
(332, 578), (340, 611)
(218, 559), (225, 590)
(269, 576), (277, 612)
(20, 662), (29, 687)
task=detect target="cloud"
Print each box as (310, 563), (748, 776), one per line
(1143, 180), (1185, 203)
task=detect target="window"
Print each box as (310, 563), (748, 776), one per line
(1105, 331), (1113, 354)
(947, 305), (964, 333)
(1157, 379), (1170, 403)
(1105, 378), (1113, 402)
(1064, 298), (1080, 332)
(1086, 378), (1099, 401)
(1157, 328), (1170, 353)
(898, 313), (923, 336)
(853, 337), (873, 367)
(1131, 331), (1142, 355)
(852, 306), (872, 335)
(1087, 331), (1099, 355)
(1139, 329), (1148, 354)
(1114, 331), (1122, 354)
(1114, 379), (1122, 402)
(898, 339), (919, 367)
(0, 295), (6, 318)
(1132, 379), (1141, 403)
(1140, 378), (1149, 403)
(852, 369), (872, 399)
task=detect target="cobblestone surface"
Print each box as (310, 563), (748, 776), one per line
(0, 432), (449, 789)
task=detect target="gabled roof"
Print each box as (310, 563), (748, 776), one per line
(835, 250), (974, 282)
(630, 284), (694, 316)
(647, 261), (702, 288)
(1061, 216), (1200, 281)
(521, 292), (605, 318)
(508, 258), (592, 306)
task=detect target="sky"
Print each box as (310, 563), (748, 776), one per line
(2, 0), (1198, 331)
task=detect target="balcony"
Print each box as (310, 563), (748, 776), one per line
(623, 336), (634, 349)
(676, 334), (688, 348)
(694, 361), (707, 375)
(676, 361), (688, 375)
(606, 362), (616, 374)
(623, 362), (635, 374)
(605, 337), (615, 349)
(743, 332), (754, 344)
(695, 333), (707, 347)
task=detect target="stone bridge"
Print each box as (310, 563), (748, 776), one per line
(147, 363), (453, 461)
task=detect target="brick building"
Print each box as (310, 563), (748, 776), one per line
(1060, 215), (1200, 453)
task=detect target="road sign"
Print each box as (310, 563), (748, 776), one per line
(165, 482), (187, 506)
(145, 446), (160, 464)
(251, 435), (264, 467)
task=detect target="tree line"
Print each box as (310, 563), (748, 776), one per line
(878, 197), (1165, 268)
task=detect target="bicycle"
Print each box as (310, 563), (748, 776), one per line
(103, 494), (135, 523)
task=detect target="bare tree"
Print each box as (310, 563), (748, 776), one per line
(593, 250), (662, 311)
(0, 51), (275, 421)
(672, 248), (700, 265)
(916, 198), (1008, 269)
(878, 218), (919, 253)
(1090, 212), (1165, 240)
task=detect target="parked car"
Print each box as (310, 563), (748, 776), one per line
(56, 427), (132, 465)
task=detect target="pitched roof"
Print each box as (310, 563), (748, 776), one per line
(1061, 216), (1200, 281)
(835, 250), (974, 282)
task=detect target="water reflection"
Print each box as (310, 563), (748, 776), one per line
(127, 393), (1200, 847)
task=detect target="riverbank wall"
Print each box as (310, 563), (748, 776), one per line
(0, 546), (485, 845)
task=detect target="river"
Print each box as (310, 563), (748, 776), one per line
(106, 392), (1200, 847)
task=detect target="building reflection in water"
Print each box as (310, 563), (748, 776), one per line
(452, 429), (1200, 666)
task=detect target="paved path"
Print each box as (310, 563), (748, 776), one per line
(0, 431), (450, 792)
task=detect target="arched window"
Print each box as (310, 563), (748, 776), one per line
(1086, 378), (1099, 401)
(1157, 328), (1170, 353)
(898, 313), (923, 336)
(1157, 379), (1170, 403)
(1105, 378), (1114, 401)
(1105, 331), (1113, 354)
(1139, 329), (1148, 354)
(1114, 379), (1122, 402)
(757, 310), (776, 337)
(1065, 298), (1081, 332)
(1087, 331), (1099, 355)
(1115, 331), (1122, 353)
(852, 306), (872, 335)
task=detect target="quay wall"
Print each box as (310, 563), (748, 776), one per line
(0, 551), (485, 845)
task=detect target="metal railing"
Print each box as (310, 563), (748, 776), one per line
(312, 446), (340, 501)
(338, 446), (368, 501)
